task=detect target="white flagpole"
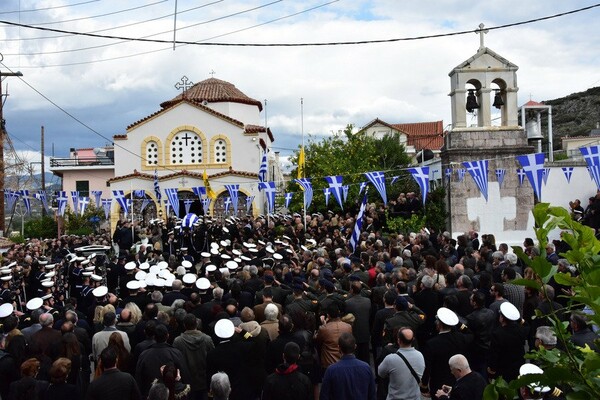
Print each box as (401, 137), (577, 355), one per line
(130, 181), (134, 238)
(301, 97), (306, 233)
(264, 99), (269, 224)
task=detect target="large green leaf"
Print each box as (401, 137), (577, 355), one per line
(511, 278), (541, 290)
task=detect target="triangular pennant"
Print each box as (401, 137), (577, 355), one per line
(580, 146), (600, 190)
(561, 167), (573, 184)
(295, 178), (313, 210)
(516, 153), (545, 201)
(324, 176), (344, 209)
(408, 167), (430, 205)
(495, 169), (506, 188)
(462, 160), (489, 201)
(164, 188), (180, 216)
(364, 171), (387, 205)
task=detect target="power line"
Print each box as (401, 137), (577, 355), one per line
(0, 2), (598, 48)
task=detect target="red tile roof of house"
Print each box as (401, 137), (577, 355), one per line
(244, 125), (275, 142)
(392, 121), (445, 151)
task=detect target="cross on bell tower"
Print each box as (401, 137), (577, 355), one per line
(175, 76), (193, 99)
(476, 23), (488, 51)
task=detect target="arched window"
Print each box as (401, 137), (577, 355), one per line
(170, 131), (203, 165)
(145, 140), (159, 166)
(214, 138), (227, 163)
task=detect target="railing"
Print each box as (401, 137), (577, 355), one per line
(50, 156), (114, 167)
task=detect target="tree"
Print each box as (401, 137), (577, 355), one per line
(286, 124), (413, 212)
(485, 203), (600, 400)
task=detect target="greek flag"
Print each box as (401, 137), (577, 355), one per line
(516, 153), (545, 201)
(6, 190), (18, 210)
(349, 190), (368, 253)
(71, 191), (80, 212)
(463, 160), (489, 201)
(154, 169), (162, 203)
(101, 198), (112, 219)
(580, 146), (600, 190)
(164, 199), (171, 216)
(258, 150), (268, 183)
(225, 184), (240, 214)
(21, 190), (32, 215)
(295, 178), (313, 210)
(495, 169), (506, 188)
(457, 169), (466, 182)
(542, 168), (550, 186)
(91, 190), (102, 207)
(201, 198), (212, 215)
(445, 168), (453, 180)
(192, 186), (206, 200)
(408, 167), (430, 205)
(358, 181), (368, 195)
(342, 185), (349, 203)
(164, 188), (180, 216)
(36, 191), (49, 213)
(364, 171), (387, 205)
(246, 196), (254, 213)
(562, 167), (573, 183)
(112, 190), (129, 216)
(57, 191), (68, 217)
(258, 181), (277, 213)
(324, 175), (344, 209)
(133, 190), (145, 198)
(323, 188), (330, 207)
(223, 197), (232, 214)
(78, 197), (90, 216)
(517, 168), (526, 186)
(284, 192), (294, 209)
(140, 198), (151, 213)
(184, 199), (194, 214)
(390, 176), (400, 185)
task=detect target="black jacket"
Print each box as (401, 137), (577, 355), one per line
(85, 368), (141, 400)
(262, 363), (313, 400)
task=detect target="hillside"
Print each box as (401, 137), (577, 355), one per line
(545, 86), (600, 138)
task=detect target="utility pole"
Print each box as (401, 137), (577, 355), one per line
(41, 126), (46, 216)
(0, 69), (23, 235)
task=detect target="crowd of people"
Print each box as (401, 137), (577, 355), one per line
(0, 202), (589, 399)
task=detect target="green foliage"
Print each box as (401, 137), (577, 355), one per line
(484, 203), (600, 400)
(24, 216), (58, 239)
(64, 204), (103, 236)
(8, 234), (25, 244)
(386, 213), (425, 235)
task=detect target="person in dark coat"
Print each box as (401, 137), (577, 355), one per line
(0, 346), (20, 400)
(435, 354), (486, 400)
(7, 358), (49, 400)
(42, 358), (80, 400)
(344, 280), (372, 363)
(421, 308), (470, 396)
(262, 342), (313, 400)
(265, 314), (304, 374)
(135, 324), (190, 396)
(30, 313), (62, 360)
(86, 346), (142, 400)
(413, 275), (441, 348)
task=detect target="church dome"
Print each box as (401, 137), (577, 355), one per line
(160, 78), (263, 111)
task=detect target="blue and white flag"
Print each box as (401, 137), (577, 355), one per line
(587, 166), (594, 181)
(133, 190), (145, 198)
(342, 185), (349, 203)
(517, 168), (526, 186)
(79, 197), (90, 216)
(516, 153), (545, 200)
(164, 188), (180, 216)
(192, 186), (206, 200)
(390, 176), (400, 185)
(580, 146), (600, 190)
(154, 169), (162, 203)
(408, 167), (430, 205)
(284, 192), (294, 209)
(463, 160), (489, 201)
(112, 190), (129, 216)
(349, 190), (368, 253)
(364, 171), (387, 205)
(140, 198), (150, 213)
(225, 184), (240, 214)
(358, 181), (368, 194)
(164, 199), (171, 216)
(71, 191), (80, 212)
(21, 190), (31, 215)
(57, 191), (68, 217)
(495, 169), (506, 188)
(127, 199), (133, 216)
(295, 178), (313, 210)
(258, 181), (277, 213)
(445, 168), (453, 180)
(562, 167), (574, 184)
(101, 198), (112, 219)
(542, 168), (550, 186)
(246, 196), (254, 213)
(457, 169), (466, 182)
(323, 188), (330, 207)
(182, 213), (199, 228)
(36, 191), (49, 213)
(201, 198), (211, 215)
(91, 190), (102, 207)
(324, 175), (344, 209)
(258, 150), (268, 183)
(7, 190), (19, 210)
(184, 199), (194, 214)
(223, 197), (232, 214)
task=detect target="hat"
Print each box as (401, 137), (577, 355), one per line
(91, 274), (102, 282)
(81, 259), (90, 266)
(7, 261), (17, 268)
(214, 319), (235, 339)
(436, 307), (459, 326)
(226, 260), (238, 270)
(82, 271), (93, 277)
(157, 261), (169, 270)
(45, 271), (56, 278)
(1, 275), (12, 281)
(319, 278), (335, 290)
(205, 264), (217, 273)
(265, 246), (275, 254)
(139, 262), (150, 270)
(182, 260), (192, 269)
(196, 277), (210, 290)
(88, 253), (97, 259)
(181, 247), (188, 252)
(395, 296), (408, 310)
(182, 273), (197, 284)
(126, 280), (141, 290)
(84, 266), (95, 272)
(220, 254), (231, 260)
(201, 252), (211, 258)
(273, 253), (283, 260)
(92, 286), (108, 297)
(519, 363), (551, 394)
(45, 264), (56, 270)
(124, 261), (137, 271)
(41, 294), (53, 301)
(41, 280), (54, 288)
(239, 321), (261, 337)
(26, 297), (43, 311)
(0, 303), (14, 318)
(135, 271), (147, 281)
(500, 301), (520, 321)
(210, 248), (219, 256)
(240, 255), (251, 262)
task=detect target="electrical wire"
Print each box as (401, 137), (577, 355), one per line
(0, 0), (99, 15)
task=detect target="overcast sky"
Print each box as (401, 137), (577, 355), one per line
(1, 0), (599, 176)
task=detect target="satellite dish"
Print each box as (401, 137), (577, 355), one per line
(93, 147), (105, 155)
(202, 100), (209, 106)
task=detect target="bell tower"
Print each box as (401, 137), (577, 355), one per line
(442, 24), (534, 238)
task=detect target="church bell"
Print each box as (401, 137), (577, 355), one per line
(492, 90), (504, 109)
(466, 89), (479, 113)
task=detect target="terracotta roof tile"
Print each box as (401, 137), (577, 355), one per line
(160, 78), (263, 111)
(244, 125), (275, 142)
(114, 134), (127, 140)
(391, 121), (444, 151)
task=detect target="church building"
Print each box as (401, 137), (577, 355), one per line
(108, 77), (276, 226)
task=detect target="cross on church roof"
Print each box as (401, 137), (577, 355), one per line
(476, 23), (488, 50)
(209, 70), (216, 78)
(175, 76), (194, 93)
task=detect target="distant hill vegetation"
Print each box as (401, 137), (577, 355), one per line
(545, 86), (600, 138)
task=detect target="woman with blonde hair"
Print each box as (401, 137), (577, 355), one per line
(124, 302), (143, 324)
